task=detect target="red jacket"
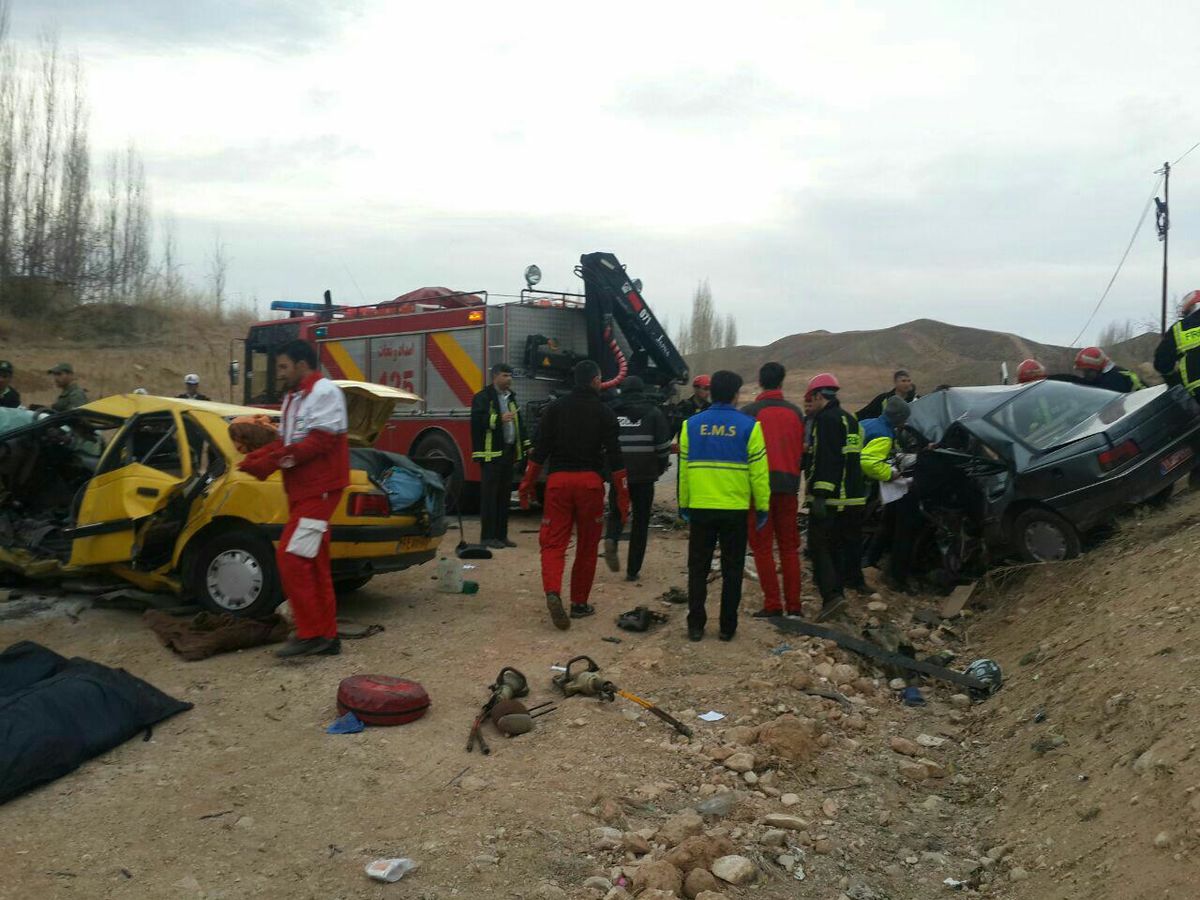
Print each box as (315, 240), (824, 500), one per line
(740, 389), (805, 494)
(240, 372), (350, 502)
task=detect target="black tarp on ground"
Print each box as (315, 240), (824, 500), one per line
(0, 640), (192, 805)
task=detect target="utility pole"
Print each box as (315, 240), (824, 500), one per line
(1156, 161), (1171, 332)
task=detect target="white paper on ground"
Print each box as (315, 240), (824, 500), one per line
(880, 476), (912, 505)
(698, 711), (726, 722)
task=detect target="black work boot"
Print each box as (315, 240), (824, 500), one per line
(816, 593), (848, 623)
(546, 592), (570, 631)
(569, 603), (596, 619)
(688, 625), (704, 642)
(276, 636), (340, 659)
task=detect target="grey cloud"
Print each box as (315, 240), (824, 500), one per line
(613, 68), (812, 125)
(11, 0), (364, 53)
(146, 135), (369, 185)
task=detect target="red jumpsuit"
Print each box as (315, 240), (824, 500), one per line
(741, 390), (806, 614)
(525, 386), (625, 608)
(240, 372), (349, 639)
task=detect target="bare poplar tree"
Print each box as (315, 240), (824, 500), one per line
(689, 279), (716, 354)
(209, 232), (228, 316)
(722, 314), (737, 348)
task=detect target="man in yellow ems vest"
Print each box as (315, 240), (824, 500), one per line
(678, 370), (771, 643)
(470, 363), (531, 549)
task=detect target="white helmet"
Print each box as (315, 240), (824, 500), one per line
(185, 374), (200, 385)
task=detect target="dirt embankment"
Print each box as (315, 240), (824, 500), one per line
(960, 492), (1200, 899)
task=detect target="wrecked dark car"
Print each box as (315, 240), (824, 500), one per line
(899, 381), (1200, 569)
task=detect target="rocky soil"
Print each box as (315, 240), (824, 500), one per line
(2, 489), (1198, 898)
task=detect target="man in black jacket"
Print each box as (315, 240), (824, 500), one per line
(857, 370), (918, 422)
(519, 360), (629, 630)
(0, 361), (20, 409)
(603, 376), (672, 581)
(470, 364), (530, 548)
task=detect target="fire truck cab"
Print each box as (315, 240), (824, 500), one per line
(237, 252), (689, 505)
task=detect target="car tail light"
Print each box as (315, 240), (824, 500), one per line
(1098, 438), (1140, 471)
(348, 492), (391, 517)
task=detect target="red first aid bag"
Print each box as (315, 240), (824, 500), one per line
(336, 675), (430, 726)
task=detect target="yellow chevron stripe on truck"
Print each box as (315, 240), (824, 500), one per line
(324, 340), (366, 382)
(430, 331), (483, 394)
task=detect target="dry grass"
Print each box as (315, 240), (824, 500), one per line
(0, 303), (253, 406)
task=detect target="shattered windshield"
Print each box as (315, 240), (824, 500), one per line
(985, 381), (1119, 451)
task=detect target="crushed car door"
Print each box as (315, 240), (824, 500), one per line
(132, 414), (228, 571)
(69, 411), (192, 567)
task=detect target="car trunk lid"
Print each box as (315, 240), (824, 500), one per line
(332, 381), (420, 447)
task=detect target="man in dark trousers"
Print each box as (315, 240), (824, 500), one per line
(857, 369), (918, 421)
(238, 340), (350, 658)
(471, 363), (530, 548)
(519, 360), (629, 630)
(805, 372), (866, 622)
(678, 370), (771, 642)
(741, 362), (806, 618)
(603, 376), (672, 581)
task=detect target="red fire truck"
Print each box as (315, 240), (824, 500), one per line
(234, 252), (690, 505)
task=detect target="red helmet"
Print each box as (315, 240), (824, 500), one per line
(1074, 346), (1110, 372)
(805, 372), (840, 398)
(692, 374), (711, 389)
(1182, 289), (1200, 317)
(1017, 358), (1047, 383)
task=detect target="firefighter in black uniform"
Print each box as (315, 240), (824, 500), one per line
(672, 374), (711, 434)
(1155, 289), (1200, 398)
(1074, 347), (1145, 392)
(804, 372), (866, 622)
(470, 363), (531, 548)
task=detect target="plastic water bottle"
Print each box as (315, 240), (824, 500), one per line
(436, 557), (464, 593)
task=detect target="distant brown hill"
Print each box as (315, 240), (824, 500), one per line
(688, 318), (1161, 411)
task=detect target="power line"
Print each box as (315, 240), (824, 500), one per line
(1173, 141), (1200, 167)
(1068, 174), (1163, 347)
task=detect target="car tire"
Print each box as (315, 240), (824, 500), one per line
(1013, 508), (1081, 563)
(334, 575), (373, 596)
(411, 431), (471, 513)
(189, 529), (282, 618)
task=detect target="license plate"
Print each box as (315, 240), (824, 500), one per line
(1160, 447), (1193, 476)
(396, 536), (426, 553)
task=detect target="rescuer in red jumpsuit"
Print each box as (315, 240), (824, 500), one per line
(520, 360), (629, 630)
(239, 339), (350, 658)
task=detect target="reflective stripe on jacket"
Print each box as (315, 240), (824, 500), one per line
(1155, 312), (1200, 394)
(806, 399), (865, 509)
(678, 403), (770, 512)
(470, 386), (529, 462)
(859, 416), (895, 483)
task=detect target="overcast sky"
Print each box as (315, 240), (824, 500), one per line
(12, 1), (1200, 347)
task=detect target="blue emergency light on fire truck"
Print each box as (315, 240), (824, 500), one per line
(235, 252), (689, 508)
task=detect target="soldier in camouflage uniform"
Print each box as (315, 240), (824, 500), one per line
(48, 363), (88, 412)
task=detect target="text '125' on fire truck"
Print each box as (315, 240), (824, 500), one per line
(233, 252), (690, 507)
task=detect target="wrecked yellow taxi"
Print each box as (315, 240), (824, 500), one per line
(0, 384), (446, 616)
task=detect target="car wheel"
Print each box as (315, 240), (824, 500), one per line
(1013, 508), (1081, 563)
(411, 431), (470, 513)
(334, 575), (373, 596)
(190, 530), (282, 618)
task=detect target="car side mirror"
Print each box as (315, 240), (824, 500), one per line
(229, 361), (240, 387)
